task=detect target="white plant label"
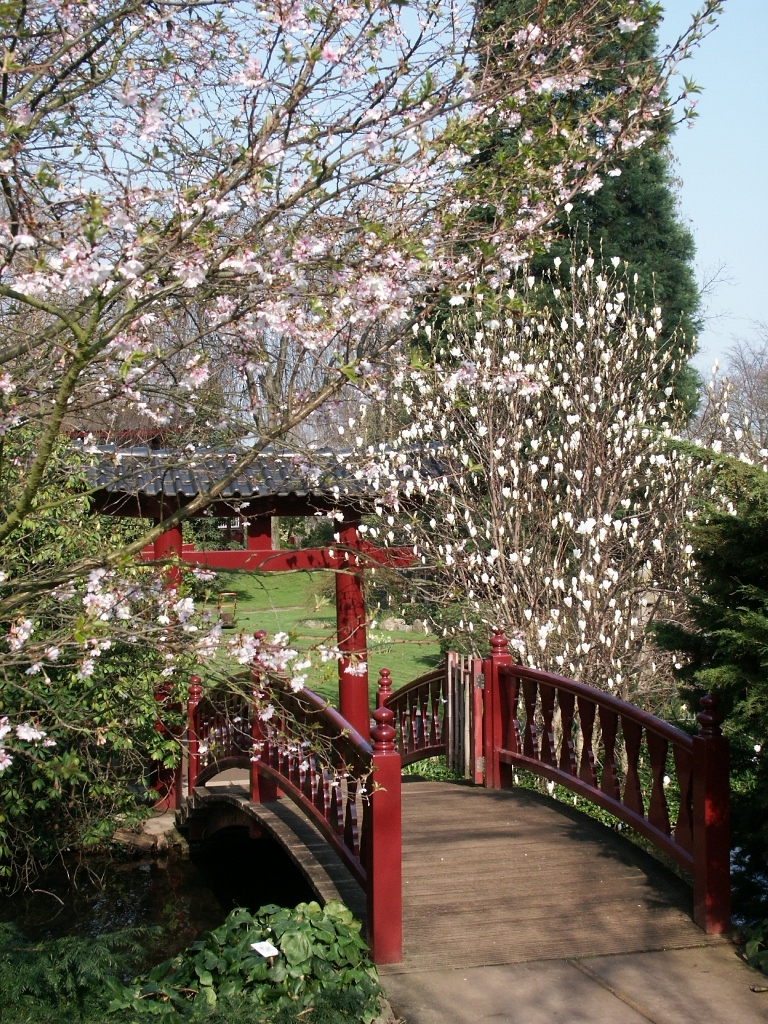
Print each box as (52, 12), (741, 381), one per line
(251, 941), (279, 958)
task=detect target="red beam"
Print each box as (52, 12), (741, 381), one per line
(358, 539), (414, 568)
(140, 544), (414, 572)
(179, 548), (341, 570)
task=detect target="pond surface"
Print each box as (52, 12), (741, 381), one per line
(0, 827), (316, 961)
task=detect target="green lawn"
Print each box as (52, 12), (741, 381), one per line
(205, 570), (441, 706)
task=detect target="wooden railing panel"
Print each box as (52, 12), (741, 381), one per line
(383, 664), (448, 767)
(185, 663), (403, 964)
(494, 663), (695, 873)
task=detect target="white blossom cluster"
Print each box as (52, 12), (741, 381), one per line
(364, 263), (707, 695)
(0, 716), (56, 773)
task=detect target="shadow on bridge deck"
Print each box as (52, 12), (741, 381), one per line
(385, 779), (718, 975)
(183, 776), (719, 975)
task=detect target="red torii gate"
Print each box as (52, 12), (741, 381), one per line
(149, 512), (412, 736)
(91, 446), (415, 738)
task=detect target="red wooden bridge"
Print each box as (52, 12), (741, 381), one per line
(174, 629), (731, 969)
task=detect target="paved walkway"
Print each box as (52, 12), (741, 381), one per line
(382, 944), (768, 1024)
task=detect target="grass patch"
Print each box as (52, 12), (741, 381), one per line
(205, 570), (441, 706)
(402, 757), (463, 782)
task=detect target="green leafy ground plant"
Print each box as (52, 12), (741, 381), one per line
(742, 920), (768, 976)
(0, 922), (146, 1023)
(111, 901), (381, 1022)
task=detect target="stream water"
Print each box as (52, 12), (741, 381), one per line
(0, 827), (316, 961)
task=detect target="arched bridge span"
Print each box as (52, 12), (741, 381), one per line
(174, 630), (731, 968)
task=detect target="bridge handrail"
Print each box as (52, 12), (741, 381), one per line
(186, 668), (402, 965)
(505, 663), (694, 750)
(496, 663), (693, 870)
(188, 679), (372, 878)
(381, 664), (448, 766)
(485, 628), (730, 935)
(255, 684), (372, 886)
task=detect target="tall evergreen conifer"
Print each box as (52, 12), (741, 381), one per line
(653, 459), (768, 870)
(472, 0), (701, 408)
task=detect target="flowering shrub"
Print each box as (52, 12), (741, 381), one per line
(362, 262), (708, 700)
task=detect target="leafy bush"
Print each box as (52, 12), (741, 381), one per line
(111, 902), (381, 1022)
(741, 919), (768, 976)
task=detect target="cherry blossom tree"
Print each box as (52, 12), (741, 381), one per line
(0, 0), (722, 571)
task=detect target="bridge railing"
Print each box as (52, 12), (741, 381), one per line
(483, 628), (731, 935)
(186, 671), (402, 965)
(379, 664), (447, 764)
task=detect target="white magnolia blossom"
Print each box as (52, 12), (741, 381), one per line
(363, 264), (709, 696)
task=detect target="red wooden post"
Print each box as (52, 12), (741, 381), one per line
(247, 517), (272, 551)
(483, 628), (511, 789)
(187, 675), (202, 794)
(376, 667), (392, 708)
(154, 521), (183, 588)
(250, 632), (278, 803)
(692, 694), (731, 933)
(152, 521), (184, 807)
(367, 705), (402, 964)
(335, 517), (369, 738)
(150, 683), (183, 810)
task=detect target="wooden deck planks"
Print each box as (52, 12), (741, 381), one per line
(381, 780), (719, 974)
(191, 775), (720, 975)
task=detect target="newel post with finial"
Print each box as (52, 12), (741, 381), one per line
(483, 627), (512, 789)
(367, 703), (402, 965)
(692, 694), (731, 933)
(376, 667), (392, 708)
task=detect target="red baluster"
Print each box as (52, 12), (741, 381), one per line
(188, 676), (202, 793)
(367, 706), (402, 964)
(344, 777), (360, 857)
(692, 694), (731, 934)
(521, 678), (538, 759)
(646, 731), (671, 835)
(377, 668), (392, 708)
(577, 698), (598, 787)
(558, 690), (577, 776)
(599, 707), (621, 800)
(330, 774), (345, 835)
(621, 718), (645, 816)
(672, 744), (694, 854)
(539, 681), (556, 766)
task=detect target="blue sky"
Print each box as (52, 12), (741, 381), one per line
(658, 0), (767, 373)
